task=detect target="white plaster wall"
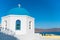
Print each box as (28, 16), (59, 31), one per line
(1, 15), (28, 35)
(1, 15), (35, 35)
(1, 16), (10, 30)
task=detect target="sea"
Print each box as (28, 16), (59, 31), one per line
(38, 32), (60, 35)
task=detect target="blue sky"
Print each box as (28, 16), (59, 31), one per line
(0, 0), (60, 29)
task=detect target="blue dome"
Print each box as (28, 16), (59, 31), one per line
(7, 7), (29, 15)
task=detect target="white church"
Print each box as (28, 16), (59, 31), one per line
(0, 4), (59, 40)
(0, 4), (40, 40)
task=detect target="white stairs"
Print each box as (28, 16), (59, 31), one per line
(0, 27), (18, 38)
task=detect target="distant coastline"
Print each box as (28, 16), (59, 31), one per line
(35, 28), (60, 35)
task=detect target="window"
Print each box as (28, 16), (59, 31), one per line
(16, 20), (21, 30)
(29, 21), (31, 29)
(5, 20), (7, 27)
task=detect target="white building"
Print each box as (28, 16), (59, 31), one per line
(0, 4), (40, 40)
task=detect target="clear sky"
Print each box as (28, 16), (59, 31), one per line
(0, 0), (60, 29)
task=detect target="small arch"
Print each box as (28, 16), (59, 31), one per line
(29, 21), (32, 29)
(16, 20), (21, 30)
(5, 20), (7, 27)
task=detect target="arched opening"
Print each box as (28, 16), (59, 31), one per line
(16, 20), (21, 30)
(29, 21), (32, 29)
(5, 20), (7, 27)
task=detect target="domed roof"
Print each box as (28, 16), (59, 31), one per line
(7, 7), (29, 15)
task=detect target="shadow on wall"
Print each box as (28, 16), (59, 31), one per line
(0, 32), (18, 40)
